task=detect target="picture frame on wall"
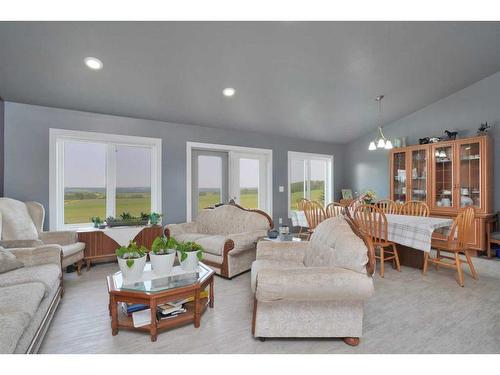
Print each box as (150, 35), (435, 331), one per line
(341, 189), (353, 200)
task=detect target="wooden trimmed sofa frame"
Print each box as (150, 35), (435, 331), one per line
(165, 202), (273, 279)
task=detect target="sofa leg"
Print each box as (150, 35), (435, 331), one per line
(76, 260), (83, 276)
(343, 337), (360, 346)
(258, 337), (266, 342)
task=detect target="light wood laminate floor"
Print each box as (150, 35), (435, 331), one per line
(40, 256), (500, 353)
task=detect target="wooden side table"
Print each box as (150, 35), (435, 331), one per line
(106, 262), (215, 342)
(79, 226), (163, 270)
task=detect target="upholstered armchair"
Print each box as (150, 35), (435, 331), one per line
(0, 198), (85, 274)
(166, 203), (273, 278)
(251, 216), (375, 346)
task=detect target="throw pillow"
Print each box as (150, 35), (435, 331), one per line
(0, 248), (24, 274)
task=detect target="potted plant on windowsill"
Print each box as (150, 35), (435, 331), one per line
(116, 241), (147, 281)
(91, 216), (103, 229)
(150, 236), (177, 275)
(148, 212), (163, 226)
(176, 241), (203, 271)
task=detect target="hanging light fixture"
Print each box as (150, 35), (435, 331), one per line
(368, 95), (392, 151)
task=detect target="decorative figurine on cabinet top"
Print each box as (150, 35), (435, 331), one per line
(477, 122), (491, 136)
(444, 130), (458, 140)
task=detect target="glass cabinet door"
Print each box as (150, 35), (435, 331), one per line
(459, 142), (481, 209)
(410, 149), (428, 202)
(433, 145), (454, 208)
(392, 151), (407, 203)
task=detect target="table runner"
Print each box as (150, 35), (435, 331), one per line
(384, 214), (453, 252)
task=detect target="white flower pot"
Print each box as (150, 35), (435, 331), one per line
(177, 251), (199, 272)
(149, 251), (176, 276)
(117, 255), (146, 282)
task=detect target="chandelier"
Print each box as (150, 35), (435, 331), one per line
(368, 95), (393, 151)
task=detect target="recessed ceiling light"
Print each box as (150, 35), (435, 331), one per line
(84, 57), (103, 70)
(222, 87), (236, 97)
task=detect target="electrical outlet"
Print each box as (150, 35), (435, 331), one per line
(279, 217), (283, 224)
(279, 185), (284, 192)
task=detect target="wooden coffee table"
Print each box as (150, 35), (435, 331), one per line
(106, 262), (215, 342)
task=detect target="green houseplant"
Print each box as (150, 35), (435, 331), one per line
(149, 212), (163, 226)
(90, 216), (103, 228)
(176, 241), (203, 271)
(115, 241), (148, 280)
(149, 236), (177, 275)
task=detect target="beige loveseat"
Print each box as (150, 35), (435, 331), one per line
(0, 245), (63, 353)
(251, 216), (375, 345)
(0, 198), (85, 274)
(166, 203), (273, 278)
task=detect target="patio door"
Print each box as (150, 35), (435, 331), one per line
(191, 150), (228, 219)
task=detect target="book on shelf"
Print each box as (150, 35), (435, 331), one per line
(121, 303), (149, 315)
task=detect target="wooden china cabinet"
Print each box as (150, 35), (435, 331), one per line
(389, 135), (493, 252)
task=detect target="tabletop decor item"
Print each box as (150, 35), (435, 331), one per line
(149, 212), (162, 226)
(106, 212), (150, 227)
(477, 122), (491, 135)
(444, 130), (458, 140)
(116, 241), (148, 281)
(360, 190), (376, 205)
(177, 241), (203, 271)
(150, 236), (178, 275)
(91, 216), (103, 228)
(341, 189), (353, 200)
(267, 229), (279, 239)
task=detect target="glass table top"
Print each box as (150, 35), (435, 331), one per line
(109, 262), (212, 293)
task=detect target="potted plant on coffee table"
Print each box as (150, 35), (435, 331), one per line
(150, 236), (177, 275)
(176, 241), (203, 271)
(116, 241), (148, 281)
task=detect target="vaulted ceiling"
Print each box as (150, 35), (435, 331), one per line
(1, 21), (500, 143)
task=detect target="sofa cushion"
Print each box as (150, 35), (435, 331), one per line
(0, 239), (44, 249)
(0, 282), (46, 317)
(0, 248), (24, 274)
(175, 233), (210, 243)
(61, 242), (85, 257)
(0, 263), (61, 293)
(251, 259), (304, 293)
(0, 312), (30, 354)
(0, 198), (39, 241)
(196, 235), (227, 256)
(196, 205), (270, 235)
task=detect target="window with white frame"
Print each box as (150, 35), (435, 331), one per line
(50, 129), (161, 230)
(288, 151), (333, 213)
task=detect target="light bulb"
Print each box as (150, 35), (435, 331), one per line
(384, 140), (393, 149)
(377, 139), (386, 148)
(368, 141), (376, 151)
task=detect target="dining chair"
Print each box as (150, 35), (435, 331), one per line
(325, 202), (344, 218)
(353, 204), (401, 277)
(303, 200), (326, 240)
(486, 212), (500, 258)
(295, 198), (310, 239)
(423, 207), (476, 287)
(400, 201), (430, 217)
(376, 199), (400, 214)
(297, 198), (309, 211)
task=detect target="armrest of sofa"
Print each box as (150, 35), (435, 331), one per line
(225, 229), (269, 254)
(256, 241), (309, 263)
(39, 230), (78, 246)
(9, 245), (62, 267)
(0, 239), (44, 248)
(255, 267), (374, 302)
(165, 222), (198, 238)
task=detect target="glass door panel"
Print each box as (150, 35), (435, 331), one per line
(434, 145), (454, 208)
(392, 152), (407, 203)
(459, 142), (481, 208)
(230, 152), (269, 211)
(290, 158), (306, 210)
(310, 159), (328, 207)
(191, 150), (228, 218)
(237, 158), (260, 209)
(410, 149), (427, 202)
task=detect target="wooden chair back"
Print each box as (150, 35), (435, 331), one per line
(325, 202), (344, 218)
(400, 201), (430, 217)
(303, 200), (326, 230)
(345, 215), (376, 276)
(296, 198), (309, 211)
(376, 199), (400, 214)
(353, 204), (388, 244)
(447, 207), (475, 250)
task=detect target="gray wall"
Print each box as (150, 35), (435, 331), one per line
(344, 70), (500, 212)
(0, 97), (4, 197)
(4, 102), (346, 229)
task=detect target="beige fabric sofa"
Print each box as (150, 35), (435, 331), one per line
(0, 245), (63, 353)
(166, 203), (273, 278)
(0, 198), (85, 273)
(251, 216), (375, 345)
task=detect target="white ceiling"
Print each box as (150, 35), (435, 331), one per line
(1, 21), (500, 143)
